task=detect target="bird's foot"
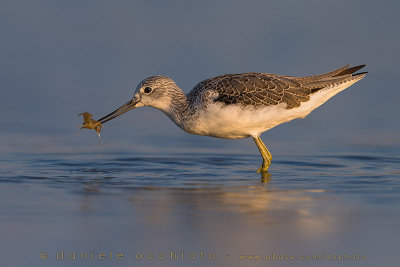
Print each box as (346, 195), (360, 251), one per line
(257, 163), (271, 183)
(256, 160), (271, 173)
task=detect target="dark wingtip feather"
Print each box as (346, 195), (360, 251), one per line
(333, 64), (366, 77)
(353, 71), (368, 76)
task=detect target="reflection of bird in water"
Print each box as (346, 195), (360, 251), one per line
(96, 64), (366, 178)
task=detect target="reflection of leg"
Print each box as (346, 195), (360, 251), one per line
(260, 171), (271, 183)
(253, 136), (272, 173)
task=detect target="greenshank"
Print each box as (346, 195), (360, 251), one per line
(97, 64), (367, 175)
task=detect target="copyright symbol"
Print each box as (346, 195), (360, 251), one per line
(40, 252), (48, 260)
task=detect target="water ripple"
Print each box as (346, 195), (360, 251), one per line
(0, 152), (398, 200)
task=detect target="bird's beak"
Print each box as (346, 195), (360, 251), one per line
(98, 97), (140, 124)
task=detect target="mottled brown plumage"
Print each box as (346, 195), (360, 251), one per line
(188, 64), (366, 109)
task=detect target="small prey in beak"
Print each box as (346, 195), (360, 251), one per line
(78, 98), (140, 143)
(78, 112), (102, 143)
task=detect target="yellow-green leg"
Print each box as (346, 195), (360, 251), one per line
(253, 136), (272, 173)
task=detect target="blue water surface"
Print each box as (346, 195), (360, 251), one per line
(0, 136), (399, 267)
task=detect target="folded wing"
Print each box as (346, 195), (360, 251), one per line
(189, 65), (366, 109)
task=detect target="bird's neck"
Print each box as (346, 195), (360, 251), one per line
(162, 88), (191, 127)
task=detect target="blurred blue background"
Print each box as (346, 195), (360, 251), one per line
(1, 1), (400, 267)
(1, 0), (399, 154)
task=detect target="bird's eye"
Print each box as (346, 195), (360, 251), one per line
(144, 87), (152, 94)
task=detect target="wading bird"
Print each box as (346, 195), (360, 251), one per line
(96, 64), (366, 176)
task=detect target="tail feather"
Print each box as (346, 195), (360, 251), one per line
(352, 71), (368, 76)
(294, 64), (366, 82)
(333, 64), (366, 77)
(292, 64), (366, 90)
(293, 64), (350, 81)
(314, 73), (364, 87)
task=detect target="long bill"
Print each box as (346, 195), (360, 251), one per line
(98, 98), (140, 124)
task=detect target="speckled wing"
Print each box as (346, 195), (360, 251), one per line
(189, 65), (366, 109)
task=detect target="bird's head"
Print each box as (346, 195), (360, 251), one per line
(98, 76), (180, 124)
(134, 76), (180, 110)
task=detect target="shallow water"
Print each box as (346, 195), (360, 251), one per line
(0, 146), (399, 266)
